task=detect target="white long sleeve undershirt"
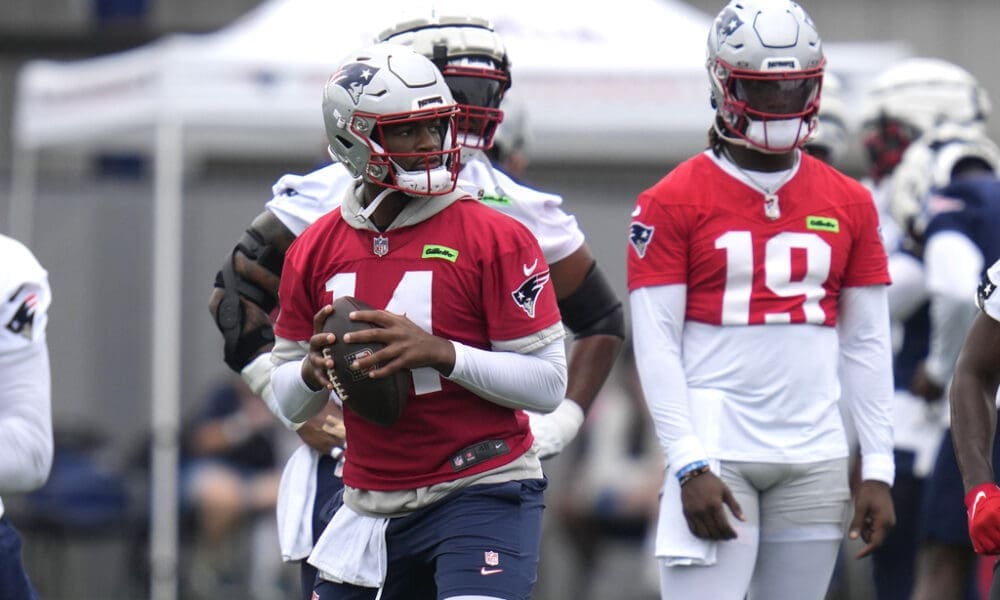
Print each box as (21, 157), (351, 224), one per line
(630, 284), (894, 484)
(0, 341), (54, 515)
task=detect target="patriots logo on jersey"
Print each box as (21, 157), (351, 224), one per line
(977, 272), (998, 311)
(715, 8), (744, 45)
(332, 63), (380, 105)
(629, 222), (655, 258)
(6, 289), (37, 340)
(511, 271), (551, 318)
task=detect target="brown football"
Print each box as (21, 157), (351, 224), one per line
(321, 296), (410, 427)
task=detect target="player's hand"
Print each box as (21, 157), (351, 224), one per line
(527, 400), (585, 460)
(965, 483), (1000, 554)
(301, 304), (336, 391)
(849, 480), (896, 558)
(343, 309), (455, 377)
(910, 361), (945, 404)
(680, 471), (745, 540)
(296, 401), (347, 454)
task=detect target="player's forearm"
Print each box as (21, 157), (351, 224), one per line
(837, 285), (895, 485)
(951, 370), (998, 492)
(923, 231), (984, 384)
(630, 285), (705, 468)
(447, 336), (566, 412)
(950, 313), (1000, 492)
(0, 344), (53, 494)
(565, 334), (623, 412)
(271, 337), (330, 424)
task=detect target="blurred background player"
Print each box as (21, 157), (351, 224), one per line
(894, 127), (1000, 600)
(179, 376), (292, 599)
(858, 56), (997, 600)
(803, 70), (849, 166)
(208, 14), (624, 599)
(270, 42), (565, 600)
(627, 1), (895, 599)
(553, 340), (663, 600)
(950, 257), (1000, 600)
(0, 234), (54, 600)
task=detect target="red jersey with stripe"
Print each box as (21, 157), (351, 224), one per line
(628, 151), (890, 325)
(275, 195), (561, 491)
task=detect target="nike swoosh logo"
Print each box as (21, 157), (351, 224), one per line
(631, 205), (641, 217)
(480, 567), (504, 576)
(522, 259), (538, 277)
(972, 491), (988, 521)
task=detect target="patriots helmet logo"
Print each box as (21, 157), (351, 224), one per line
(332, 63), (380, 105)
(715, 8), (744, 47)
(6, 289), (37, 340)
(629, 222), (655, 258)
(511, 271), (551, 318)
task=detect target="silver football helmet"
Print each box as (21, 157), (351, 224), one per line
(890, 122), (1000, 240)
(322, 43), (461, 196)
(804, 71), (848, 165)
(861, 58), (990, 182)
(377, 15), (511, 153)
(707, 0), (825, 153)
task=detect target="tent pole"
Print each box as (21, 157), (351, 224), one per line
(8, 147), (37, 244)
(150, 119), (183, 600)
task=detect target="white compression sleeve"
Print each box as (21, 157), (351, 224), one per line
(0, 341), (53, 495)
(447, 338), (566, 413)
(630, 284), (706, 468)
(837, 285), (895, 484)
(241, 352), (301, 431)
(270, 337), (331, 425)
(923, 231), (984, 385)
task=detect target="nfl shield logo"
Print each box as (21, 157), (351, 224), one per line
(373, 235), (389, 257)
(484, 551), (499, 566)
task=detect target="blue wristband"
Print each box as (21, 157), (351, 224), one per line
(676, 459), (710, 482)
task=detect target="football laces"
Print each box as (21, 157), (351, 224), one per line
(322, 347), (348, 400)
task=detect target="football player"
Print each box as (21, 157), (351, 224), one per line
(950, 258), (1000, 600)
(0, 234), (53, 600)
(208, 14), (624, 599)
(627, 1), (895, 598)
(889, 125), (1000, 600)
(859, 58), (995, 600)
(802, 70), (848, 166)
(271, 43), (565, 600)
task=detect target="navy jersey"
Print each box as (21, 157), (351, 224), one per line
(926, 175), (1000, 269)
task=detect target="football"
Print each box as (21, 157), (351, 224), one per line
(321, 295), (410, 427)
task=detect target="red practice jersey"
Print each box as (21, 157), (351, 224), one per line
(276, 196), (561, 491)
(628, 151), (890, 326)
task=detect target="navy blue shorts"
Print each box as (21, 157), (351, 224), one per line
(922, 420), (1000, 545)
(314, 478), (547, 600)
(0, 516), (39, 600)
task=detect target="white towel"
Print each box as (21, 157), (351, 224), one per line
(309, 502), (390, 589)
(655, 460), (720, 566)
(277, 445), (320, 562)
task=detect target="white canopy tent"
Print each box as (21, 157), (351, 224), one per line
(8, 1), (909, 598)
